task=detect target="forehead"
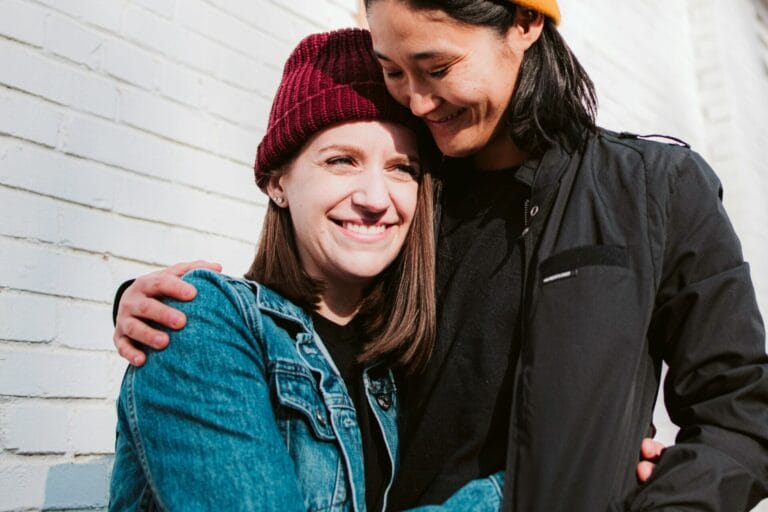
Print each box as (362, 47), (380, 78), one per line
(301, 121), (419, 154)
(367, 1), (501, 58)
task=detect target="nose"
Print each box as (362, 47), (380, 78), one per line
(351, 169), (392, 214)
(408, 89), (440, 117)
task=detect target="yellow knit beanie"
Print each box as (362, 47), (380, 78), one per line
(511, 0), (561, 26)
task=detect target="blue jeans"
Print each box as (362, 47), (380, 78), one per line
(109, 270), (503, 511)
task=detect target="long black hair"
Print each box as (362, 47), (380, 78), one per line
(364, 0), (597, 156)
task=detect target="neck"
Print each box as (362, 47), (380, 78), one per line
(472, 132), (527, 171)
(316, 283), (365, 326)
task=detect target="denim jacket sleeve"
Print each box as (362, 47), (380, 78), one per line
(406, 472), (504, 512)
(110, 269), (307, 511)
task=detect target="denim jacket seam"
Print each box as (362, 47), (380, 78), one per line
(124, 369), (170, 512)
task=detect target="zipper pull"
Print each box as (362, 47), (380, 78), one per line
(524, 198), (531, 227)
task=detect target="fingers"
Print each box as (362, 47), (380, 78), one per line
(640, 437), (665, 462)
(636, 437), (666, 484)
(636, 461), (656, 483)
(114, 335), (148, 367)
(119, 315), (172, 348)
(112, 261), (219, 366)
(134, 271), (197, 302)
(168, 260), (223, 277)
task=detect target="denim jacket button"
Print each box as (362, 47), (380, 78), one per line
(376, 394), (392, 411)
(316, 411), (327, 426)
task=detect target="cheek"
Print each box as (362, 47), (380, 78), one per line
(385, 79), (410, 109)
(395, 184), (419, 224)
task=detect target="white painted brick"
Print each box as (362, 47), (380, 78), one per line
(70, 405), (117, 454)
(205, 79), (269, 130)
(122, 5), (220, 75)
(0, 137), (115, 209)
(158, 60), (205, 108)
(277, 0), (358, 30)
(212, 0), (320, 44)
(61, 113), (256, 204)
(1, 402), (69, 453)
(0, 461), (50, 510)
(215, 119), (260, 165)
(0, 161), (256, 268)
(0, 87), (63, 147)
(118, 85), (215, 151)
(178, 0), (286, 70)
(6, 458), (113, 510)
(45, 13), (104, 69)
(0, 39), (118, 119)
(132, 0), (176, 18)
(0, 237), (148, 303)
(34, 0), (122, 32)
(219, 46), (262, 91)
(102, 39), (160, 91)
(55, 301), (113, 351)
(0, 186), (59, 243)
(0, 291), (57, 343)
(0, 349), (113, 398)
(0, 0), (47, 47)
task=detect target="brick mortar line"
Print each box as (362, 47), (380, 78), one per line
(0, 182), (263, 244)
(0, 89), (266, 204)
(23, 0), (283, 81)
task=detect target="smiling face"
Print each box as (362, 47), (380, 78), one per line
(367, 1), (539, 167)
(267, 120), (420, 300)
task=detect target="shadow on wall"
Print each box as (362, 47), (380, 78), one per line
(43, 457), (112, 510)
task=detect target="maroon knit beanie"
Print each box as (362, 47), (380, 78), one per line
(254, 28), (422, 189)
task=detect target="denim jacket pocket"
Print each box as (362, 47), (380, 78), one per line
(272, 361), (335, 441)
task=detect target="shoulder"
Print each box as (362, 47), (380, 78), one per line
(586, 128), (721, 196)
(180, 269), (312, 331)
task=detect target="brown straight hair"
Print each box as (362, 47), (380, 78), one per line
(244, 136), (436, 374)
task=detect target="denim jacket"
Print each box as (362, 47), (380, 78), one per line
(110, 269), (502, 511)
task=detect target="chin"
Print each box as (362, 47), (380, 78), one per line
(433, 133), (486, 159)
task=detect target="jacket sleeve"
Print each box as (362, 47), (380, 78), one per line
(624, 150), (768, 510)
(406, 472), (504, 512)
(109, 269), (307, 511)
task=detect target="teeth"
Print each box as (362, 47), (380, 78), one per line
(432, 109), (464, 123)
(343, 222), (387, 235)
(441, 111), (462, 122)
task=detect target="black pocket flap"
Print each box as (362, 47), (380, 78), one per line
(540, 245), (628, 283)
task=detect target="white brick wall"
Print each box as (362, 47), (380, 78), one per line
(1, 0), (767, 510)
(0, 1), (358, 510)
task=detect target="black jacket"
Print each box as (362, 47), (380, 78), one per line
(499, 129), (768, 511)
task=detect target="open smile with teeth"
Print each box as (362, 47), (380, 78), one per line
(342, 222), (388, 235)
(429, 108), (466, 124)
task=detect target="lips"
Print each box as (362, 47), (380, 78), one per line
(426, 108), (467, 125)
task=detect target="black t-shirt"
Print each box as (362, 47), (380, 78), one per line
(391, 162), (529, 507)
(311, 313), (390, 512)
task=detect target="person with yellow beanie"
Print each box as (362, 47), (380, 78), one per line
(113, 0), (768, 510)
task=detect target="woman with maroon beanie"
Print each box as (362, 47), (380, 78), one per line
(109, 29), (503, 511)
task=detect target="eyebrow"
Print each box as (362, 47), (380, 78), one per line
(319, 144), (420, 164)
(374, 50), (442, 62)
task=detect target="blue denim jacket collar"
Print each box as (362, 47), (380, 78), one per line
(250, 280), (399, 510)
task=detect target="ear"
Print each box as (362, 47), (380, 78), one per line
(265, 174), (289, 208)
(506, 8), (545, 52)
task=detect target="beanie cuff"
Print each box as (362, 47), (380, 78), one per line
(255, 82), (421, 188)
(513, 0), (561, 26)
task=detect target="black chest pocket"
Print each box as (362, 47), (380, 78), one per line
(539, 244), (628, 285)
